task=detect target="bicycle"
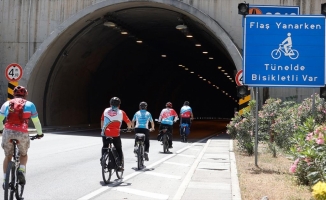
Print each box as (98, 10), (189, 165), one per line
(4, 135), (39, 200)
(134, 129), (153, 170)
(101, 129), (129, 184)
(271, 44), (299, 60)
(160, 126), (170, 153)
(180, 123), (189, 143)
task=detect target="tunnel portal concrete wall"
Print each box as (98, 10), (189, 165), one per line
(0, 0), (324, 124)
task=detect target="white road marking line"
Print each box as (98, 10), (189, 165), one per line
(164, 161), (190, 167)
(112, 187), (169, 199)
(177, 154), (196, 158)
(77, 134), (215, 200)
(145, 171), (181, 179)
(77, 172), (141, 200)
(173, 139), (211, 200)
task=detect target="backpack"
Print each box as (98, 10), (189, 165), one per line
(6, 98), (27, 124)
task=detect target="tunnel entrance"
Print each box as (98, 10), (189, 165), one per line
(24, 1), (240, 126)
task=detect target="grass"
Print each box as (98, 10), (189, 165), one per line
(234, 140), (312, 200)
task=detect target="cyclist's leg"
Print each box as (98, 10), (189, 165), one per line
(1, 129), (14, 185)
(16, 132), (30, 185)
(139, 129), (150, 153)
(112, 136), (123, 165)
(101, 136), (110, 157)
(167, 125), (173, 147)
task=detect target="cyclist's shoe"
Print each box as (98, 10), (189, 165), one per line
(144, 152), (149, 161)
(17, 170), (26, 185)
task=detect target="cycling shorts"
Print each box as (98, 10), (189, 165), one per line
(1, 129), (30, 156)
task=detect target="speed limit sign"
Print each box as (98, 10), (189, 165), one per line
(235, 70), (243, 86)
(5, 63), (23, 82)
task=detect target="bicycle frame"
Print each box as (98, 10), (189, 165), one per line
(4, 135), (38, 200)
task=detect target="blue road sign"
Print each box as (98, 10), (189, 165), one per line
(249, 5), (299, 15)
(243, 15), (326, 87)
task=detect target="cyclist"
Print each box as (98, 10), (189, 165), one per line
(0, 86), (44, 187)
(158, 102), (178, 148)
(180, 100), (194, 127)
(132, 102), (155, 161)
(180, 101), (194, 141)
(101, 97), (132, 170)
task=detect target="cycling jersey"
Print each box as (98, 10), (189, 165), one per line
(0, 100), (38, 133)
(101, 107), (131, 137)
(132, 110), (153, 129)
(180, 105), (192, 118)
(158, 108), (178, 125)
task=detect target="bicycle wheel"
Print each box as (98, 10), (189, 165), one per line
(4, 161), (15, 200)
(101, 152), (112, 184)
(137, 145), (144, 170)
(271, 49), (281, 59)
(163, 134), (168, 153)
(116, 152), (124, 179)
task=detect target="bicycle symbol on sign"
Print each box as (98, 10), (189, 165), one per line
(271, 33), (299, 60)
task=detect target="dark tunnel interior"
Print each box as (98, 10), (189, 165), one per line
(44, 7), (238, 126)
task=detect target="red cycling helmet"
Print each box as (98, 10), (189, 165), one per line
(166, 102), (172, 108)
(13, 86), (28, 97)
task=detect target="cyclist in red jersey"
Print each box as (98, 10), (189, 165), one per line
(100, 97), (132, 170)
(0, 86), (44, 186)
(158, 102), (178, 148)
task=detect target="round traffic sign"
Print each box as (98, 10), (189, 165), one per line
(235, 70), (243, 86)
(5, 63), (23, 82)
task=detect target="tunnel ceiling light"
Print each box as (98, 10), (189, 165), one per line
(203, 79), (206, 81)
(216, 87), (219, 89)
(103, 21), (116, 27)
(209, 57), (214, 60)
(199, 77), (203, 79)
(218, 66), (222, 69)
(179, 64), (183, 66)
(190, 71), (194, 73)
(195, 44), (201, 47)
(203, 51), (208, 54)
(181, 65), (185, 67)
(221, 69), (225, 72)
(224, 73), (228, 75)
(208, 81), (211, 84)
(176, 24), (187, 30)
(186, 34), (193, 38)
(185, 68), (189, 70)
(226, 93), (228, 95)
(161, 55), (166, 57)
(121, 31), (128, 34)
(227, 75), (230, 77)
(213, 85), (215, 86)
(136, 40), (143, 43)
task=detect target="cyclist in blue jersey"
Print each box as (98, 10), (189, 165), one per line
(158, 102), (178, 148)
(132, 102), (155, 161)
(180, 101), (194, 127)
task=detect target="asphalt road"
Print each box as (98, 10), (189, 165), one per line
(0, 120), (228, 200)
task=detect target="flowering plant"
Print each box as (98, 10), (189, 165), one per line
(312, 181), (326, 200)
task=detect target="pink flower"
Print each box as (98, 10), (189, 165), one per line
(289, 164), (297, 173)
(294, 158), (300, 165)
(306, 132), (314, 141)
(316, 138), (324, 145)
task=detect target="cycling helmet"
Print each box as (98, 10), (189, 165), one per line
(184, 101), (189, 106)
(166, 102), (172, 108)
(13, 86), (28, 97)
(139, 101), (147, 110)
(110, 97), (121, 107)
